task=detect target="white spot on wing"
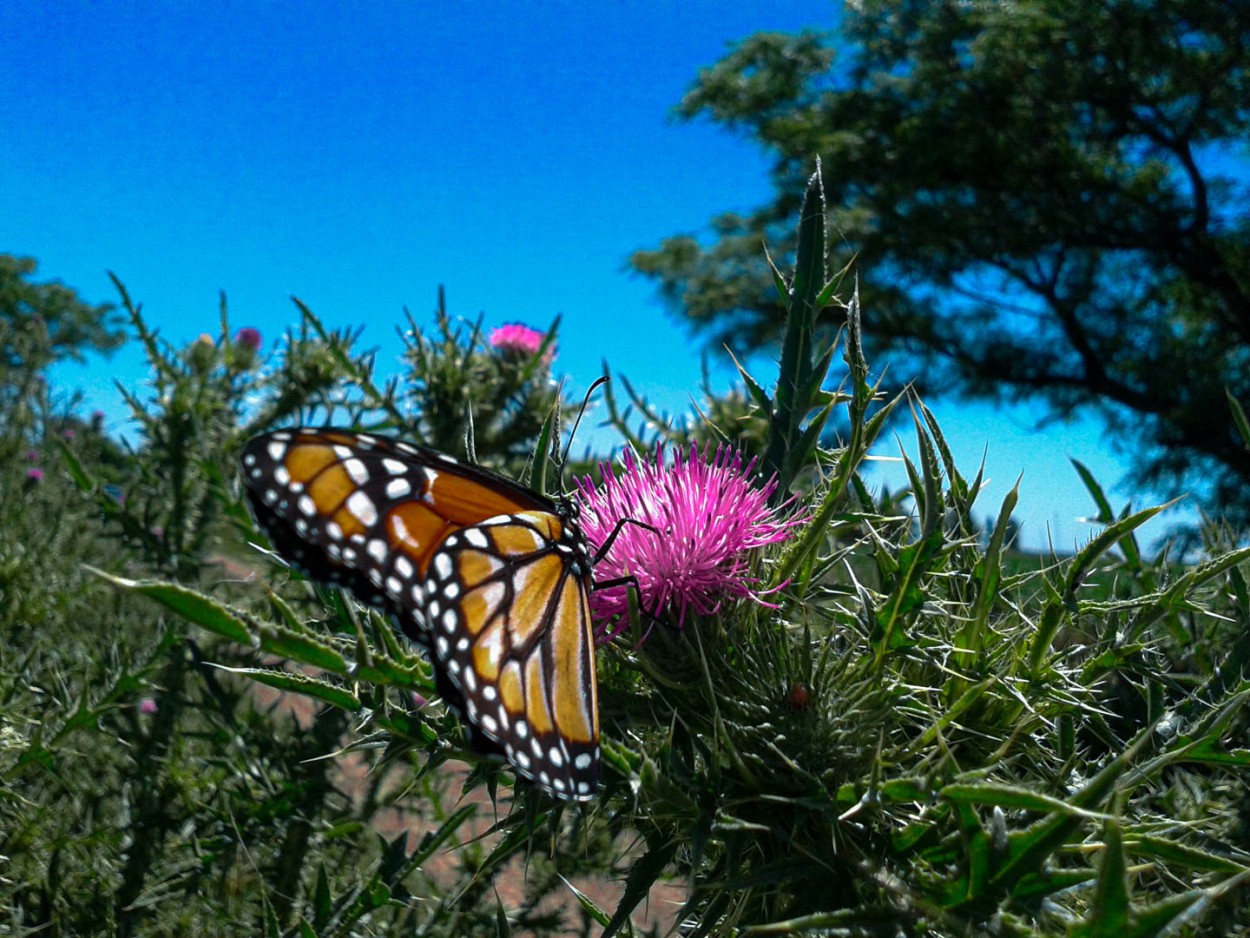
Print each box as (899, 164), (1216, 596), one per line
(346, 490), (377, 526)
(386, 477), (412, 499)
(344, 459), (369, 484)
(434, 553), (452, 581)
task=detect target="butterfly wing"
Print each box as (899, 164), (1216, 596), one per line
(239, 428), (548, 641)
(424, 512), (601, 800)
(239, 428), (601, 800)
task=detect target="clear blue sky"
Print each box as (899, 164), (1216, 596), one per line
(2, 3), (1186, 551)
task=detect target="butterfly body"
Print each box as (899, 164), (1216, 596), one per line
(240, 428), (600, 800)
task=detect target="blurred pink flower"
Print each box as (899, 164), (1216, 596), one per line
(234, 327), (262, 351)
(62, 428), (75, 440)
(139, 697), (158, 714)
(24, 467), (44, 484)
(25, 449), (39, 462)
(488, 322), (550, 359)
(575, 443), (805, 638)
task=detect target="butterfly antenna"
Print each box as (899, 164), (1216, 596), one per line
(560, 376), (609, 487)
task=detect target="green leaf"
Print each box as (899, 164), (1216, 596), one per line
(726, 346), (772, 411)
(940, 783), (1111, 822)
(963, 477), (1020, 665)
(313, 863), (332, 932)
(558, 875), (611, 927)
(89, 569), (254, 645)
(765, 162), (827, 496)
(527, 395), (558, 494)
(1125, 835), (1248, 874)
(209, 665), (362, 711)
(1065, 503), (1172, 595)
(1071, 458), (1114, 524)
(258, 623), (352, 674)
(603, 839), (679, 938)
(1226, 387), (1250, 448)
(1072, 814), (1130, 938)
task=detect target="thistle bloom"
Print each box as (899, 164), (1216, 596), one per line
(234, 327), (262, 351)
(24, 467), (44, 484)
(489, 322), (550, 359)
(138, 697), (158, 714)
(575, 443), (804, 638)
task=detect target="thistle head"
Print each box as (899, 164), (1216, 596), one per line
(576, 442), (804, 639)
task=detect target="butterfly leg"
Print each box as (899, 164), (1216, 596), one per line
(591, 516), (660, 564)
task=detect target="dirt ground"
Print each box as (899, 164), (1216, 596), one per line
(251, 673), (686, 936)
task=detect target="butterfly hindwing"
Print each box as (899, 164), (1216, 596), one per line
(424, 514), (601, 799)
(239, 427), (601, 801)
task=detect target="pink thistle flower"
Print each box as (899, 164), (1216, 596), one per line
(488, 322), (551, 360)
(62, 428), (75, 440)
(234, 327), (262, 351)
(24, 467), (44, 484)
(139, 697), (158, 714)
(25, 449), (39, 462)
(575, 443), (805, 638)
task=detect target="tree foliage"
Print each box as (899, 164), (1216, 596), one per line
(0, 254), (123, 373)
(632, 0), (1250, 515)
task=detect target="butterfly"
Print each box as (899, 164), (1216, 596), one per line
(239, 427), (600, 801)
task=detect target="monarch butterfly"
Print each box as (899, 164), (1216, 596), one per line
(239, 428), (600, 801)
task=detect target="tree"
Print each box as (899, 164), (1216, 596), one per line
(0, 254), (124, 374)
(632, 0), (1250, 516)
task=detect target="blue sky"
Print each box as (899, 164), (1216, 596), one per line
(2, 3), (1186, 551)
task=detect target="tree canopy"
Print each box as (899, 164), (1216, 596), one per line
(632, 0), (1250, 515)
(0, 254), (123, 373)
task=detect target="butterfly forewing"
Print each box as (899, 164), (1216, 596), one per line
(238, 428), (601, 801)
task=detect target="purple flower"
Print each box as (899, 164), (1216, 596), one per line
(488, 322), (551, 359)
(575, 443), (805, 638)
(25, 449), (39, 462)
(139, 697), (158, 714)
(24, 467), (44, 484)
(234, 327), (262, 351)
(62, 428), (75, 440)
